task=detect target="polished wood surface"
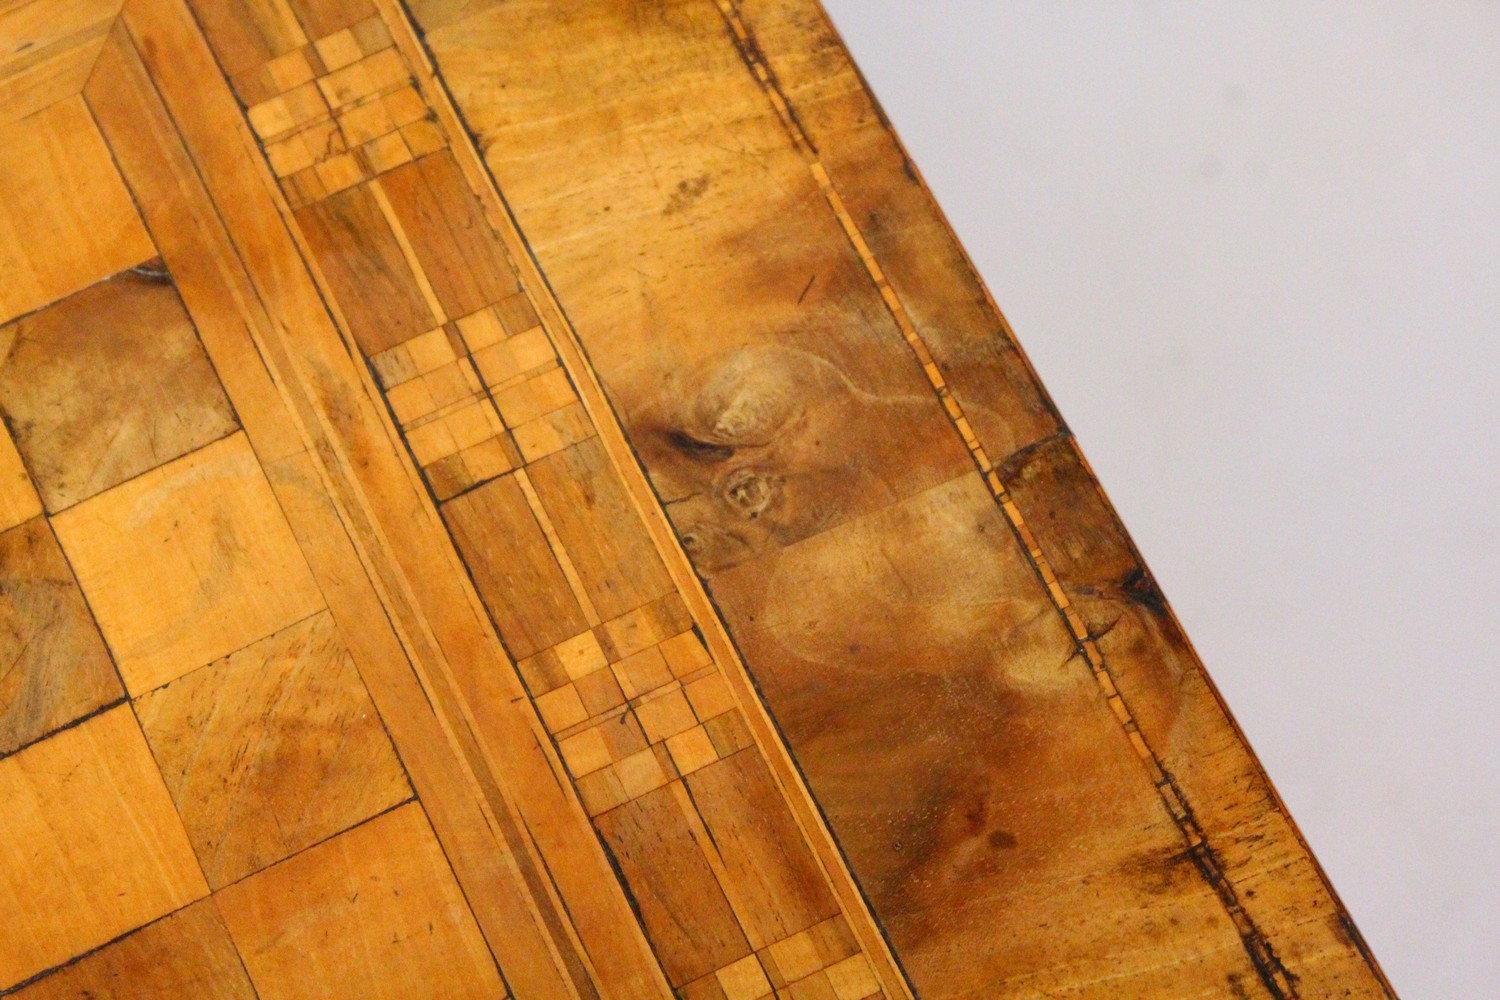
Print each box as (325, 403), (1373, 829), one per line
(0, 1), (1390, 997)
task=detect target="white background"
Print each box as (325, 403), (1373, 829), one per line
(821, 2), (1500, 995)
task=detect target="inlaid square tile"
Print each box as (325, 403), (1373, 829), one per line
(0, 707), (207, 989)
(575, 765), (628, 817)
(666, 725), (721, 777)
(361, 130), (413, 175)
(613, 645), (674, 700)
(558, 726), (612, 777)
(662, 629), (713, 677)
(0, 269), (239, 512)
(351, 15), (392, 55)
(534, 682), (588, 733)
(575, 666), (627, 717)
(825, 955), (881, 1000)
(615, 745), (671, 800)
(401, 119), (446, 157)
(0, 99), (155, 326)
(52, 433), (325, 694)
(136, 612), (409, 888)
(786, 971), (838, 999)
(0, 517), (121, 756)
(216, 803), (503, 1000)
(684, 672), (736, 723)
(313, 28), (362, 71)
(637, 687), (696, 744)
(716, 955), (773, 1000)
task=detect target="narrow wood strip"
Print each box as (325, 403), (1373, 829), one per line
(87, 8), (657, 996)
(82, 22), (555, 993)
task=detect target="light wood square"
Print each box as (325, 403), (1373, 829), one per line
(684, 672), (736, 723)
(613, 645), (674, 700)
(52, 433), (325, 694)
(339, 97), (395, 147)
(662, 629), (713, 677)
(507, 327), (557, 370)
(459, 437), (514, 481)
(717, 955), (773, 1000)
(314, 29), (363, 72)
(0, 706), (207, 989)
(352, 16), (393, 56)
(575, 666), (626, 717)
(406, 326), (458, 372)
(136, 612), (410, 888)
(558, 725), (612, 777)
(406, 418), (458, 465)
(217, 803), (504, 1000)
(637, 687), (697, 744)
(512, 402), (594, 463)
(382, 85), (427, 126)
(399, 119), (445, 156)
(387, 375), (437, 424)
(266, 49), (317, 92)
(556, 629), (609, 679)
(445, 400), (497, 450)
(362, 130), (413, 175)
(455, 305), (506, 351)
(666, 725), (720, 777)
(0, 98), (155, 326)
(825, 955), (880, 1000)
(786, 971), (837, 1000)
(614, 745), (670, 800)
(766, 929), (823, 985)
(534, 682), (588, 733)
(575, 765), (628, 817)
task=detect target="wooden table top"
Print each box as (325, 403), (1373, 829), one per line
(0, 1), (1392, 997)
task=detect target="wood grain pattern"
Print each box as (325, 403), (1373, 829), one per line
(0, 268), (239, 512)
(0, 0), (122, 127)
(0, 515), (121, 756)
(8, 901), (257, 1000)
(136, 611), (411, 888)
(0, 706), (207, 990)
(51, 432), (326, 695)
(257, 13), (904, 982)
(379, 150), (520, 320)
(418, 1), (1392, 996)
(95, 3), (673, 993)
(0, 96), (154, 325)
(216, 802), (507, 1000)
(83, 18), (629, 994)
(0, 0), (1392, 995)
(297, 181), (437, 356)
